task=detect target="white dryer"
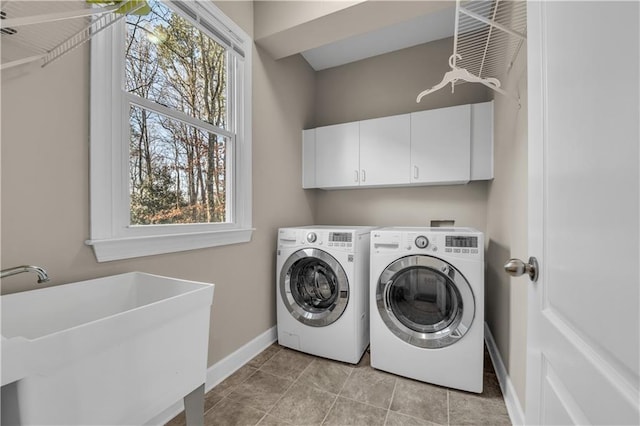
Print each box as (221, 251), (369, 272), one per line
(370, 227), (485, 393)
(276, 226), (375, 364)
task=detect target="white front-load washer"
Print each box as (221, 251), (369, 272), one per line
(370, 227), (485, 393)
(276, 226), (375, 364)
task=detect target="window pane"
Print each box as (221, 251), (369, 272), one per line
(125, 0), (228, 130)
(129, 105), (229, 225)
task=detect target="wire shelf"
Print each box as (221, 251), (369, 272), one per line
(0, 0), (142, 70)
(453, 0), (527, 82)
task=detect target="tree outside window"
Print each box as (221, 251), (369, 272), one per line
(125, 0), (229, 226)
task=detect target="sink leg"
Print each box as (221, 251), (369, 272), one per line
(184, 384), (205, 426)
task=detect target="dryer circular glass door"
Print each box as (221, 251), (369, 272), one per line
(280, 248), (349, 327)
(376, 255), (475, 348)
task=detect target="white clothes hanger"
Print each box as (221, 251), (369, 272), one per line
(416, 54), (520, 107)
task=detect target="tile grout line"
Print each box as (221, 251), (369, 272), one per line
(210, 347), (293, 425)
(202, 364), (261, 418)
(204, 367), (264, 424)
(337, 361), (355, 396)
(390, 380), (457, 425)
(206, 343), (283, 417)
(447, 390), (450, 426)
(319, 362), (355, 425)
(202, 394), (227, 418)
(337, 393), (395, 412)
(259, 356), (315, 423)
(255, 412), (269, 426)
(319, 394), (340, 425)
(260, 375), (296, 421)
(383, 377), (399, 425)
(258, 345), (283, 366)
(320, 391), (400, 424)
(253, 346), (283, 374)
(387, 377), (398, 410)
(171, 349), (272, 423)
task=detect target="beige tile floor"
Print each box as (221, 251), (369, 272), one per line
(167, 344), (511, 426)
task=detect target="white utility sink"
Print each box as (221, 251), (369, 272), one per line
(1, 272), (214, 425)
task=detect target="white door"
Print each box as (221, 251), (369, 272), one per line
(524, 2), (639, 424)
(315, 122), (360, 188)
(359, 114), (411, 186)
(410, 104), (471, 185)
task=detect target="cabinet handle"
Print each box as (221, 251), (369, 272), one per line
(354, 170), (359, 182)
(361, 170), (366, 182)
(414, 166), (419, 179)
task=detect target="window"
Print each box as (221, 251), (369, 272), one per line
(88, 0), (252, 262)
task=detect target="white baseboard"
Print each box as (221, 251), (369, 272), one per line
(484, 322), (525, 426)
(146, 326), (277, 425)
(205, 326), (278, 390)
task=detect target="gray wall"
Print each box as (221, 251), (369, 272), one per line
(313, 37), (490, 231)
(0, 1), (317, 367)
(485, 44), (528, 408)
(312, 35), (528, 411)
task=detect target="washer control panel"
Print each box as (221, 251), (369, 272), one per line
(327, 231), (354, 249)
(329, 232), (353, 243)
(278, 227), (376, 255)
(276, 228), (361, 252)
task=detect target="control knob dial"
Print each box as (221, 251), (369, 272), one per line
(306, 232), (317, 243)
(415, 235), (429, 249)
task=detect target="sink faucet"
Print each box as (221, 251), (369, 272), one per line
(0, 265), (50, 283)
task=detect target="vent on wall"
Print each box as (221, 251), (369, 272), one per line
(431, 220), (456, 228)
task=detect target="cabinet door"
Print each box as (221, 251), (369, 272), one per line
(359, 114), (410, 186)
(470, 101), (494, 180)
(411, 104), (471, 184)
(315, 122), (360, 188)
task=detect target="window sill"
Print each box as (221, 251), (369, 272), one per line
(86, 228), (254, 262)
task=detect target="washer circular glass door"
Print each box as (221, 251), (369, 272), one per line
(376, 255), (475, 348)
(280, 248), (349, 327)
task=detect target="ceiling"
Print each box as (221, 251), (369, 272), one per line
(254, 1), (457, 71)
(300, 5), (456, 71)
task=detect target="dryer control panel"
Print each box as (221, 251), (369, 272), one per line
(444, 235), (479, 252)
(371, 228), (484, 260)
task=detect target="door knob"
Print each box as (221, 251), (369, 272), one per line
(504, 257), (539, 282)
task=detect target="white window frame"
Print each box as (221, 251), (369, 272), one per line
(87, 0), (253, 262)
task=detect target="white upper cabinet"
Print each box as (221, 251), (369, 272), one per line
(470, 101), (494, 180)
(303, 101), (493, 189)
(314, 122), (360, 188)
(359, 114), (411, 186)
(410, 104), (471, 185)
